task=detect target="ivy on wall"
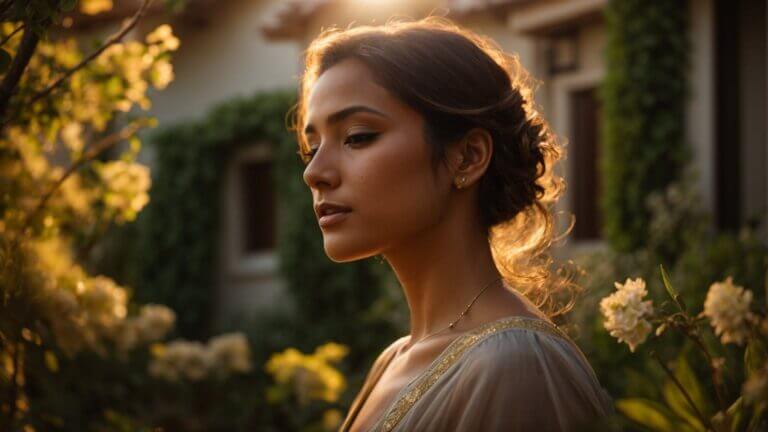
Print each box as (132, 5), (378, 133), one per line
(136, 90), (400, 360)
(601, 0), (691, 252)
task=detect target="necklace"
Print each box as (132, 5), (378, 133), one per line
(402, 276), (503, 351)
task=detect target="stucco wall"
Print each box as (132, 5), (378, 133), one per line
(140, 0), (301, 127)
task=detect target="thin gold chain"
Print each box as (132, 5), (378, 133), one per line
(403, 276), (503, 350)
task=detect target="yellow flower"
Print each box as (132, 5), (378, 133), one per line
(150, 60), (175, 90)
(265, 344), (348, 405)
(314, 342), (349, 363)
(265, 348), (304, 384)
(97, 160), (151, 222)
(702, 277), (753, 345)
(146, 25), (180, 52)
(600, 277), (654, 352)
(80, 0), (112, 15)
(60, 122), (83, 152)
(322, 409), (343, 431)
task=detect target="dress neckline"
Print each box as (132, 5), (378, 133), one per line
(344, 315), (566, 432)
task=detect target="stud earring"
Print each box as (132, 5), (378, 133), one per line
(455, 175), (467, 189)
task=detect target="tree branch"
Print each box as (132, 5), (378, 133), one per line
(0, 24), (39, 121)
(26, 0), (153, 108)
(0, 23), (23, 48)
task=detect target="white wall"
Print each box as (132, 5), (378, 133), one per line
(141, 0), (301, 127)
(687, 0), (716, 219)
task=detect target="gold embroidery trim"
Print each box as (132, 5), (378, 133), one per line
(373, 317), (568, 432)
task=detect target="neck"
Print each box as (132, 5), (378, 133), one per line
(382, 199), (504, 344)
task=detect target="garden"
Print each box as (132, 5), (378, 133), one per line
(0, 1), (765, 431)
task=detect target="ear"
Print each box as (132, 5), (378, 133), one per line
(449, 128), (493, 190)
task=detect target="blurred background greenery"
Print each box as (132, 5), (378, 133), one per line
(0, 0), (766, 431)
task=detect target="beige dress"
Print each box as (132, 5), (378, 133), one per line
(340, 316), (614, 431)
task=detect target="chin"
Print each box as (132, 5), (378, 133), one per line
(322, 236), (377, 263)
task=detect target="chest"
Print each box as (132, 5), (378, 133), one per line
(348, 363), (424, 432)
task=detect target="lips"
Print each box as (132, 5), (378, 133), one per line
(315, 201), (352, 228)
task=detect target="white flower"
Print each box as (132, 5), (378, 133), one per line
(79, 276), (127, 321)
(702, 277), (753, 345)
(149, 340), (213, 382)
(111, 305), (175, 354)
(134, 304), (175, 342)
(208, 332), (252, 375)
(113, 320), (140, 352)
(600, 277), (654, 352)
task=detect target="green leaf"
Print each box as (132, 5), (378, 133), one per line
(60, 0), (77, 12)
(660, 264), (677, 296)
(660, 264), (686, 311)
(745, 339), (768, 378)
(617, 398), (678, 432)
(747, 402), (767, 432)
(725, 397), (745, 432)
(662, 355), (712, 431)
(0, 49), (11, 74)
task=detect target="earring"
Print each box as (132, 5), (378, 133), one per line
(455, 175), (467, 189)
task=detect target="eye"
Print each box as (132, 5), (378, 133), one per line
(298, 133), (378, 164)
(344, 132), (379, 146)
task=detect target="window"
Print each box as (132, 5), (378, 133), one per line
(570, 87), (603, 240)
(239, 160), (275, 253)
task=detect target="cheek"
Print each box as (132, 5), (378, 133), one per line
(353, 136), (447, 238)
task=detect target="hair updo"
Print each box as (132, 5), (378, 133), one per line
(292, 17), (579, 317)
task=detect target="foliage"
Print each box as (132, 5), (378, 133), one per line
(139, 85), (404, 347)
(572, 176), (768, 431)
(137, 87), (404, 428)
(601, 0), (691, 252)
(600, 266), (768, 431)
(0, 1), (268, 430)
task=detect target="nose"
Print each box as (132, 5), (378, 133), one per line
(302, 145), (341, 191)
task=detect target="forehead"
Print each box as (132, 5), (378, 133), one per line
(305, 58), (398, 126)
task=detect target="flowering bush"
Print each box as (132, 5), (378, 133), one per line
(264, 342), (350, 431)
(149, 332), (253, 381)
(0, 2), (268, 430)
(600, 267), (768, 431)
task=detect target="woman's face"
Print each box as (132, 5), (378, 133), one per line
(302, 58), (453, 262)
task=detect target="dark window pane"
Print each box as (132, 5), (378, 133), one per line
(570, 87), (603, 240)
(240, 160), (275, 252)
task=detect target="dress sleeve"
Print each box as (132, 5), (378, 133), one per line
(454, 329), (613, 431)
(396, 329), (614, 432)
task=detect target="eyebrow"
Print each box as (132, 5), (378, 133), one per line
(304, 105), (390, 135)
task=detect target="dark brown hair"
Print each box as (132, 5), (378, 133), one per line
(291, 17), (578, 317)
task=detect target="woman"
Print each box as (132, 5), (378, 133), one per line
(293, 17), (613, 432)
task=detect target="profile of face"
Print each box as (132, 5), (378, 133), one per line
(302, 58), (455, 262)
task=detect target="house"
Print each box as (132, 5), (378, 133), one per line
(78, 0), (767, 323)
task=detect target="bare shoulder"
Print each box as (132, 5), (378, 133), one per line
(369, 335), (409, 370)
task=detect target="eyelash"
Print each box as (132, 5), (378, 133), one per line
(299, 132), (379, 162)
